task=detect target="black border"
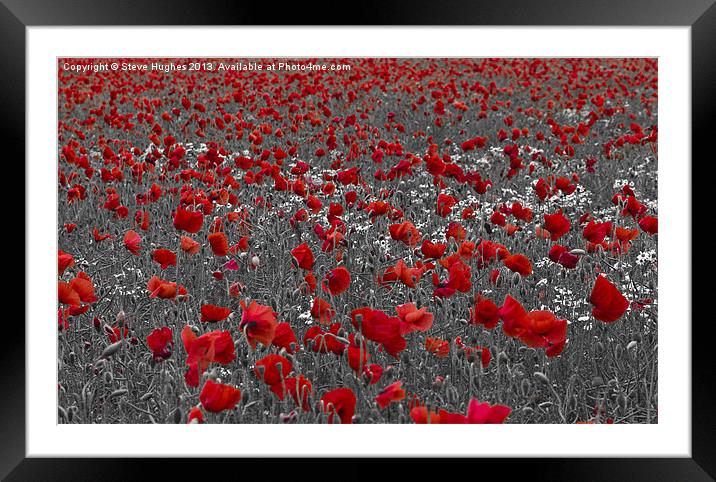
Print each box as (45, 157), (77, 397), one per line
(5, 1), (712, 480)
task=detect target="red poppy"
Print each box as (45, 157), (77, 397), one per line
(272, 322), (298, 354)
(388, 221), (421, 247)
(503, 253), (533, 276)
(58, 281), (81, 306)
(68, 272), (97, 303)
(182, 325), (236, 387)
(311, 297), (336, 324)
(375, 381), (406, 409)
(147, 275), (185, 299)
(470, 294), (499, 329)
(395, 303), (433, 334)
(543, 209), (571, 240)
(239, 300), (277, 348)
(146, 326), (173, 362)
(173, 206), (204, 233)
(465, 398), (511, 424)
(187, 406), (204, 424)
(177, 236), (199, 256)
(638, 215), (658, 235)
(123, 229), (142, 255)
(152, 248), (177, 269)
(590, 275), (629, 323)
(425, 337), (450, 357)
(321, 387), (356, 424)
(291, 243), (315, 270)
(58, 249), (75, 275)
(199, 380), (241, 413)
(322, 266), (351, 295)
(271, 375), (313, 411)
(421, 239), (447, 259)
(351, 307), (406, 358)
(200, 304), (232, 323)
(582, 220), (611, 244)
(208, 232), (229, 256)
(255, 354), (292, 386)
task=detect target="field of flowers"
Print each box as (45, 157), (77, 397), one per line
(57, 58), (658, 424)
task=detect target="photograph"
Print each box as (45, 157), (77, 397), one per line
(56, 56), (659, 425)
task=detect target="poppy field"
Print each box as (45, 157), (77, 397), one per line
(57, 58), (658, 425)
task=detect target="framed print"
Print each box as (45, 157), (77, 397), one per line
(5, 0), (713, 479)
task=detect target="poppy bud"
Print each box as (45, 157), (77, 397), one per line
(591, 375), (605, 387)
(615, 343), (624, 360)
(251, 255), (260, 267)
(100, 341), (123, 359)
(241, 390), (250, 405)
(595, 341), (604, 356)
(617, 392), (627, 412)
(58, 406), (68, 422)
(511, 271), (521, 287)
(103, 372), (113, 384)
(626, 340), (638, 351)
(521, 379), (531, 396)
(116, 310), (126, 327)
(533, 371), (550, 384)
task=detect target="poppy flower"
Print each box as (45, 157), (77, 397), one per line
(146, 326), (173, 362)
(180, 235), (200, 255)
(420, 239), (447, 259)
(123, 230), (142, 255)
(543, 209), (571, 240)
(147, 276), (182, 299)
(272, 322), (298, 354)
(69, 272), (97, 303)
(503, 253), (533, 276)
(363, 364), (384, 385)
(239, 300), (277, 348)
(388, 221), (421, 247)
(291, 243), (315, 270)
(272, 375), (313, 411)
(322, 266), (351, 295)
(187, 407), (204, 424)
(200, 304), (232, 323)
(152, 249), (177, 269)
(58, 281), (81, 306)
(311, 297), (336, 324)
(470, 294), (499, 329)
(638, 215), (658, 235)
(321, 387), (356, 424)
(395, 303), (433, 334)
(590, 275), (629, 323)
(465, 398), (511, 424)
(410, 406), (442, 424)
(182, 325), (236, 387)
(58, 249), (75, 275)
(173, 206), (203, 233)
(255, 354), (292, 386)
(582, 220), (611, 244)
(208, 232), (229, 257)
(425, 337), (450, 357)
(351, 308), (406, 358)
(199, 380), (241, 413)
(375, 381), (406, 409)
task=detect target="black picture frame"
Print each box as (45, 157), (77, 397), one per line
(5, 1), (711, 480)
